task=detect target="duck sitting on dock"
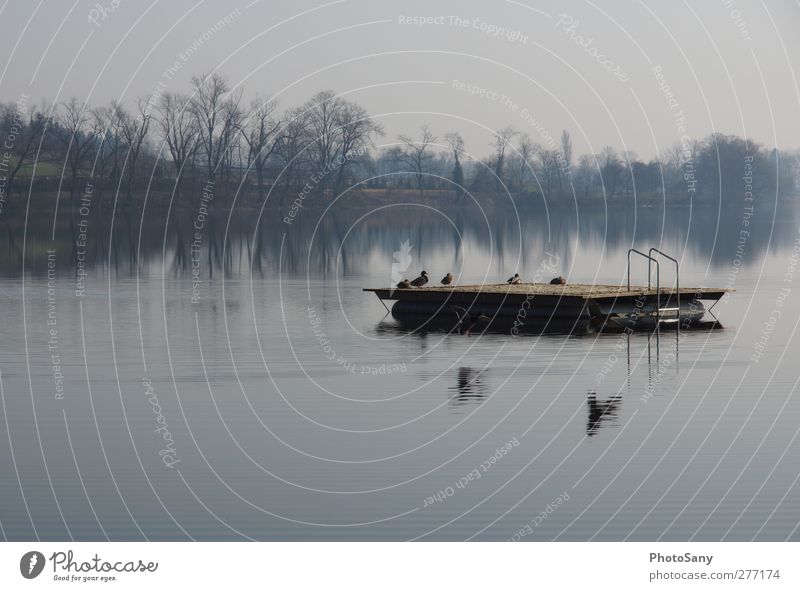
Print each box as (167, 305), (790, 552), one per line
(396, 279), (412, 289)
(441, 272), (453, 285)
(410, 271), (429, 287)
(507, 273), (521, 284)
(549, 276), (566, 285)
(452, 306), (491, 336)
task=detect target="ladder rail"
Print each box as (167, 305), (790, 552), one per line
(649, 248), (680, 333)
(627, 249), (660, 326)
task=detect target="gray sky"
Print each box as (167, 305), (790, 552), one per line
(1, 0), (799, 161)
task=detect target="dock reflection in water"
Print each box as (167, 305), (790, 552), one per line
(586, 328), (682, 436)
(586, 392), (623, 436)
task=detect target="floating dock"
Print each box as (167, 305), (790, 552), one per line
(366, 248), (730, 334)
(364, 283), (729, 334)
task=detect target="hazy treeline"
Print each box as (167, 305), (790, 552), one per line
(1, 72), (798, 210)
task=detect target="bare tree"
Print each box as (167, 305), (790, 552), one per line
(0, 100), (46, 199)
(444, 131), (464, 161)
(574, 154), (597, 200)
(599, 146), (624, 199)
(302, 90), (382, 196)
(53, 98), (98, 202)
(333, 99), (380, 194)
(512, 133), (537, 192)
(275, 107), (309, 198)
(243, 96), (281, 201)
(303, 90), (341, 193)
(155, 92), (199, 204)
(220, 98), (245, 190)
(398, 125), (437, 198)
(661, 141), (686, 196)
(491, 126), (517, 191)
(91, 102), (123, 191)
(664, 141), (683, 171)
(536, 149), (560, 198)
(119, 97), (151, 203)
(190, 72), (244, 187)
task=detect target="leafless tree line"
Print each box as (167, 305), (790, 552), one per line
(1, 73), (798, 211)
(383, 126), (798, 203)
(1, 73), (382, 208)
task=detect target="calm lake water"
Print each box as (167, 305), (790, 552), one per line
(1, 199), (799, 541)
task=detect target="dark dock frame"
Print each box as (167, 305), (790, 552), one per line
(365, 249), (731, 334)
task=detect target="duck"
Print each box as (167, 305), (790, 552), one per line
(452, 306), (491, 336)
(441, 272), (453, 285)
(507, 273), (521, 284)
(410, 271), (429, 287)
(549, 276), (566, 285)
(396, 279), (412, 289)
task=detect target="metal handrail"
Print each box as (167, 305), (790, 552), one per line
(649, 248), (680, 332)
(627, 249), (660, 326)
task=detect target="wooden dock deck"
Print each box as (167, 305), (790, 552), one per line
(364, 283), (730, 303)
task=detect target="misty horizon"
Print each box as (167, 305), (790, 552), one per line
(1, 0), (798, 160)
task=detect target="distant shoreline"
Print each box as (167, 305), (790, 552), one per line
(2, 187), (788, 216)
